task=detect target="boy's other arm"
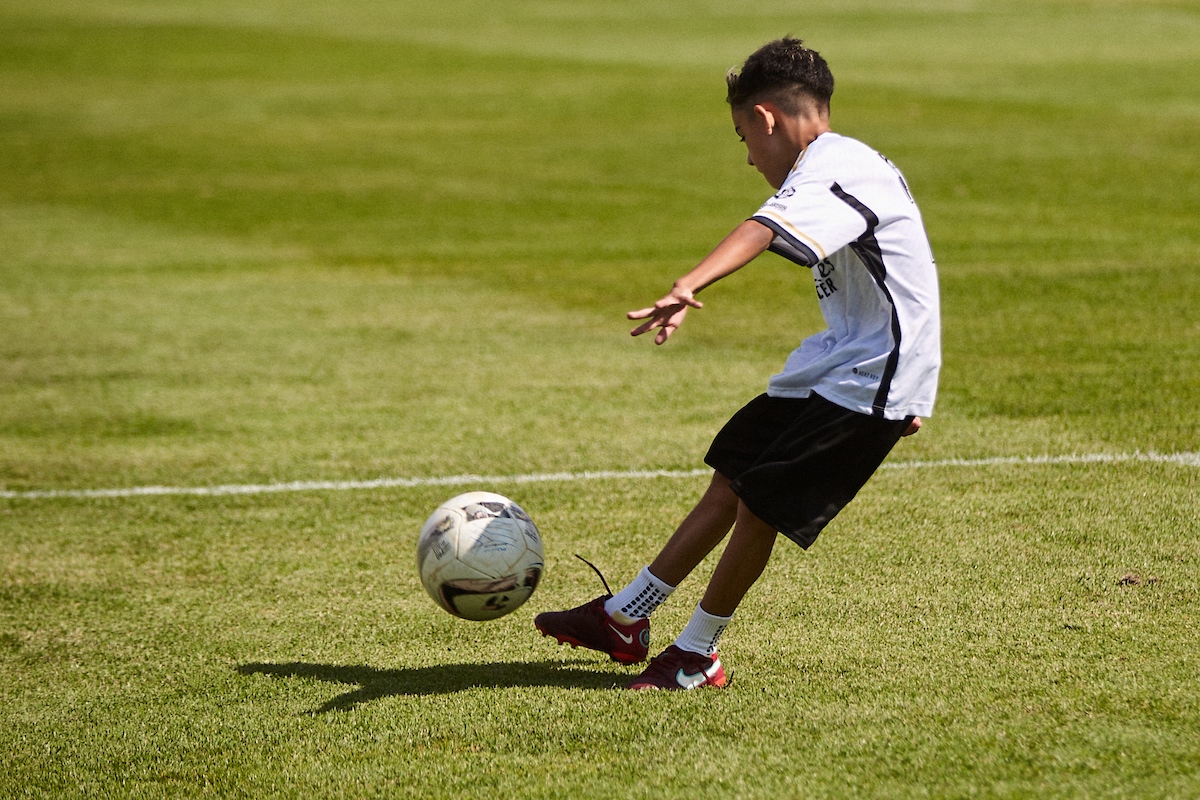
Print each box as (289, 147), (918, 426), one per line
(628, 219), (775, 345)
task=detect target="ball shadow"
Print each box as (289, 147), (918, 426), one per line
(236, 658), (623, 713)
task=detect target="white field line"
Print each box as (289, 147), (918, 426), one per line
(0, 451), (1197, 501)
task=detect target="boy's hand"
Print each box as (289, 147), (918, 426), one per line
(626, 220), (773, 345)
(628, 285), (703, 345)
(901, 417), (922, 436)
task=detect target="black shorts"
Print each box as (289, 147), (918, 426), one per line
(705, 393), (913, 549)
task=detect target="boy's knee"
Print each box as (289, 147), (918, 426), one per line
(735, 500), (776, 536)
(706, 471), (736, 498)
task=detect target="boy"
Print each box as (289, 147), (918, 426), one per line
(535, 37), (940, 690)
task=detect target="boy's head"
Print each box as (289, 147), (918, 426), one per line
(728, 38), (834, 189)
(726, 37), (834, 118)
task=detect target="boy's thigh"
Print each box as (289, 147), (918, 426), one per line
(704, 393), (815, 478)
(705, 392), (910, 548)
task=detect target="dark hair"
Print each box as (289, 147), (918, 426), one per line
(726, 37), (834, 114)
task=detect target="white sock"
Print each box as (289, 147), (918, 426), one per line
(673, 603), (732, 657)
(604, 566), (675, 624)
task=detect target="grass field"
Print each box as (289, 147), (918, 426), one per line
(3, 0), (1199, 796)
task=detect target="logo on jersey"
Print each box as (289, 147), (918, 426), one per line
(852, 367), (882, 381)
(814, 259), (839, 299)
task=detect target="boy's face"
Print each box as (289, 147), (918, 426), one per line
(732, 104), (796, 190)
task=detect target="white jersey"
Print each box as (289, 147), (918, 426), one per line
(750, 132), (941, 420)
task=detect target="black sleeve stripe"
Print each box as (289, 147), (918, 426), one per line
(750, 215), (820, 267)
(828, 183), (902, 417)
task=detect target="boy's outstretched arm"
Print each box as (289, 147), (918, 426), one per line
(628, 220), (774, 345)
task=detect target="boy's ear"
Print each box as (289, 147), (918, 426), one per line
(753, 103), (777, 135)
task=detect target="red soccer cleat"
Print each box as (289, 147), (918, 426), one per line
(626, 645), (727, 690)
(534, 595), (650, 665)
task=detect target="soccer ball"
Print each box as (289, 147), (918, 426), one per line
(416, 491), (544, 621)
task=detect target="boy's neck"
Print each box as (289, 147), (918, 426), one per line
(787, 114), (831, 153)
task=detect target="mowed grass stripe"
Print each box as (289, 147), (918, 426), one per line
(3, 451), (1196, 499)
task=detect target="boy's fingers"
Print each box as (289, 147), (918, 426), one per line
(628, 297), (702, 320)
(631, 312), (678, 338)
(628, 300), (694, 339)
(653, 322), (677, 344)
(629, 317), (661, 336)
(630, 298), (699, 316)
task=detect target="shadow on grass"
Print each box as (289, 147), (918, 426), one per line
(236, 659), (621, 713)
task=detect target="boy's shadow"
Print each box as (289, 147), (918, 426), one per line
(237, 659), (621, 713)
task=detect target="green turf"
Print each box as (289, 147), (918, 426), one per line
(2, 1), (1199, 797)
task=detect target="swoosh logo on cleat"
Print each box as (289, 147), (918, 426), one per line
(675, 661), (721, 689)
(610, 625), (634, 645)
(675, 668), (707, 689)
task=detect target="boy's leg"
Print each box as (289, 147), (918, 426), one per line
(697, 499), (777, 617)
(627, 500), (774, 690)
(534, 471), (738, 663)
(647, 471), (739, 586)
(604, 470), (738, 622)
(605, 471), (738, 621)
